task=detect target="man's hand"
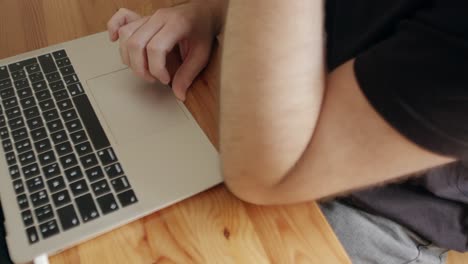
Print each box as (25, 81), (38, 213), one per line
(107, 3), (223, 101)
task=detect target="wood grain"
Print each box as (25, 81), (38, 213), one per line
(1, 1), (460, 264)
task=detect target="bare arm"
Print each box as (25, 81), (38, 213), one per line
(220, 0), (325, 189)
(220, 2), (453, 204)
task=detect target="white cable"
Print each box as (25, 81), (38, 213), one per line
(33, 254), (49, 264)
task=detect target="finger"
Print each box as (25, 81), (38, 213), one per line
(147, 22), (191, 85)
(172, 45), (210, 101)
(107, 8), (141, 41)
(127, 15), (165, 82)
(118, 18), (148, 66)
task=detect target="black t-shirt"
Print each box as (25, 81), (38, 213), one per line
(325, 0), (468, 251)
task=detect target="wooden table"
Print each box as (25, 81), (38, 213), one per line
(1, 1), (466, 263)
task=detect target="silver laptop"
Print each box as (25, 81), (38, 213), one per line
(0, 32), (222, 263)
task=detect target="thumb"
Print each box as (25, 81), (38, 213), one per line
(172, 45), (210, 101)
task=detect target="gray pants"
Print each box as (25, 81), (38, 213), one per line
(320, 200), (449, 264)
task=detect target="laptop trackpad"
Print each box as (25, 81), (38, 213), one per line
(86, 68), (188, 145)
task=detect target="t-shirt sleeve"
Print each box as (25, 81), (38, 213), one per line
(354, 4), (468, 160)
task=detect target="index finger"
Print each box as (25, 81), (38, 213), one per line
(107, 8), (142, 41)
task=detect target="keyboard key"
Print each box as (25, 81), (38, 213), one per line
(46, 119), (64, 133)
(46, 176), (66, 193)
(0, 127), (9, 140)
(21, 210), (34, 226)
(111, 176), (131, 193)
(9, 58), (37, 72)
(26, 226), (39, 244)
(27, 116), (43, 130)
(6, 106), (21, 119)
(43, 109), (59, 122)
(52, 189), (71, 207)
(38, 54), (57, 74)
(20, 96), (36, 109)
(31, 127), (47, 141)
(91, 179), (110, 196)
(35, 138), (52, 153)
(35, 204), (54, 223)
(65, 166), (83, 182)
(64, 74), (79, 85)
(0, 66), (9, 80)
(18, 150), (35, 165)
(76, 141), (92, 156)
(0, 87), (15, 99)
(29, 71), (44, 83)
(117, 190), (138, 207)
(70, 179), (88, 196)
(12, 127), (28, 141)
(57, 204), (80, 231)
(6, 151), (16, 165)
(8, 117), (24, 130)
(13, 179), (24, 194)
(36, 89), (51, 101)
(14, 79), (29, 89)
(26, 176), (44, 193)
(43, 163), (60, 179)
(11, 69), (26, 80)
(17, 194), (29, 210)
(2, 139), (12, 152)
(73, 95), (110, 150)
(9, 164), (20, 179)
(18, 87), (34, 101)
(105, 163), (124, 178)
(57, 99), (73, 111)
(39, 99), (55, 112)
(0, 79), (12, 90)
(38, 150), (56, 166)
(30, 189), (49, 207)
(70, 130), (86, 144)
(51, 130), (67, 144)
(46, 72), (61, 83)
(97, 193), (119, 215)
(59, 65), (75, 76)
(55, 141), (72, 156)
(55, 57), (71, 68)
(61, 109), (77, 122)
(85, 166), (104, 182)
(0, 115), (5, 127)
(3, 97), (18, 109)
(53, 89), (69, 101)
(49, 80), (64, 91)
(31, 80), (47, 92)
(59, 153), (77, 169)
(24, 106), (39, 119)
(39, 219), (59, 239)
(25, 63), (40, 74)
(22, 163), (40, 179)
(75, 193), (99, 223)
(52, 50), (67, 60)
(67, 82), (84, 96)
(65, 119), (82, 133)
(80, 153), (98, 168)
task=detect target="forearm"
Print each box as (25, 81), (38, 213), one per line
(220, 1), (325, 188)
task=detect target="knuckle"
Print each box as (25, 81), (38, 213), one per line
(154, 8), (168, 17)
(127, 38), (143, 50)
(147, 42), (168, 54)
(118, 8), (129, 14)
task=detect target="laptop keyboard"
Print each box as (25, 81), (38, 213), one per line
(0, 50), (138, 245)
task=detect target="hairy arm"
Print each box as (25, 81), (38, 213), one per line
(219, 1), (453, 204)
(220, 0), (325, 189)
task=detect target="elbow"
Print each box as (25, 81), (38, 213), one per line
(221, 163), (287, 206)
